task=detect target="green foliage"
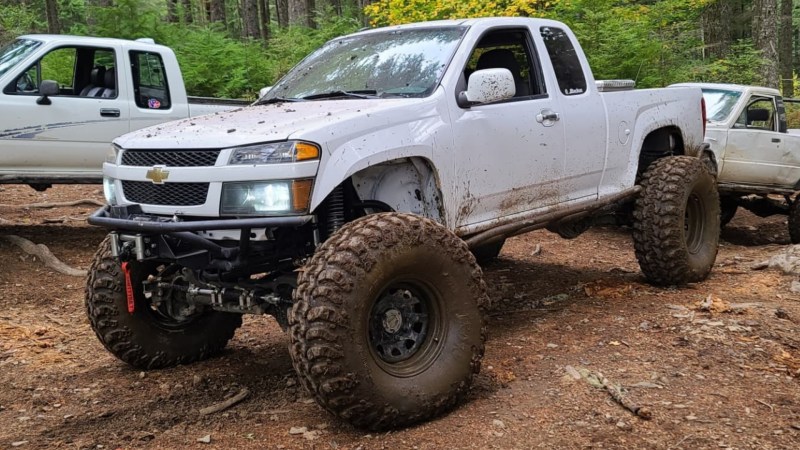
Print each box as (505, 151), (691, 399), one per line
(0, 3), (44, 43)
(685, 40), (768, 86)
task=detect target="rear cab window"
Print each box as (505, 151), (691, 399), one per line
(539, 27), (587, 96)
(130, 51), (171, 110)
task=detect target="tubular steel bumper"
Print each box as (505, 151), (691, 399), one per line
(88, 205), (314, 233)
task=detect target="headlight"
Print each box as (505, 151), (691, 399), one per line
(103, 177), (117, 205)
(106, 144), (121, 163)
(228, 141), (320, 165)
(220, 179), (313, 215)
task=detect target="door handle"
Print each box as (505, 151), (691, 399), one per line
(536, 110), (560, 126)
(100, 108), (120, 118)
(772, 138), (781, 143)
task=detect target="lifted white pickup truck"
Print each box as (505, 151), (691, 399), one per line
(676, 83), (800, 239)
(86, 18), (717, 429)
(0, 35), (249, 190)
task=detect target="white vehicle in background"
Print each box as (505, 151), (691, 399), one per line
(676, 83), (800, 239)
(0, 35), (249, 190)
(86, 18), (717, 430)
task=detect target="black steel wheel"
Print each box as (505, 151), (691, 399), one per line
(289, 213), (488, 430)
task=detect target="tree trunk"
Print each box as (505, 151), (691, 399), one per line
(242, 0), (261, 38)
(778, 0), (793, 96)
(182, 0), (194, 23)
(331, 0), (342, 15)
(167, 0), (179, 23)
(210, 0), (226, 23)
(701, 1), (732, 60)
(306, 0), (316, 28)
(752, 0), (779, 89)
(44, 0), (61, 34)
(276, 0), (288, 27)
(288, 0), (307, 26)
(259, 0), (271, 39)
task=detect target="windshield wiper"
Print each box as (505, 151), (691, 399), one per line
(254, 97), (304, 105)
(302, 90), (379, 100)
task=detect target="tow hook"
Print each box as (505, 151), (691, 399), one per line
(121, 262), (135, 314)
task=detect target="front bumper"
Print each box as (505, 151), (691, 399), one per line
(88, 204), (314, 232)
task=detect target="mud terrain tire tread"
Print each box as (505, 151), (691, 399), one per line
(85, 237), (242, 370)
(788, 198), (800, 244)
(289, 213), (488, 430)
(633, 156), (720, 285)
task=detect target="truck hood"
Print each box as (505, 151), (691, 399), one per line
(114, 99), (416, 150)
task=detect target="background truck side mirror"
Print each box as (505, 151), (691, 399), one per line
(457, 68), (516, 108)
(37, 80), (59, 105)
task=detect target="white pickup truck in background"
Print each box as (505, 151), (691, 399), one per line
(86, 18), (716, 430)
(676, 83), (800, 240)
(0, 35), (249, 190)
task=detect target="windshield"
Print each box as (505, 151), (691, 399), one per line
(0, 39), (41, 78)
(702, 88), (743, 122)
(264, 26), (467, 101)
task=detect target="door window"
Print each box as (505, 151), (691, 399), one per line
(462, 28), (545, 100)
(130, 51), (171, 110)
(735, 97), (776, 131)
(4, 46), (116, 98)
(539, 27), (587, 96)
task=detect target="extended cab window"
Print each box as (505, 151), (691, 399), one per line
(736, 97), (776, 131)
(5, 46), (117, 98)
(131, 51), (171, 110)
(463, 29), (544, 99)
(540, 27), (587, 96)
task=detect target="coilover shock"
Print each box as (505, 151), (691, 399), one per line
(326, 185), (345, 237)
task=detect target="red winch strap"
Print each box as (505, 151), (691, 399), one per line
(121, 262), (135, 314)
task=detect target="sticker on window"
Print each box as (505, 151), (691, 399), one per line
(147, 98), (161, 109)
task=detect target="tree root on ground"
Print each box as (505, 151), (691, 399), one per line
(0, 199), (104, 209)
(0, 235), (86, 277)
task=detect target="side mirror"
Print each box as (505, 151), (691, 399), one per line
(457, 68), (515, 108)
(37, 80), (59, 105)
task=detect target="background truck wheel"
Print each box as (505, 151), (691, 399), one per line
(720, 195), (739, 227)
(85, 237), (242, 370)
(289, 213), (488, 430)
(788, 198), (800, 244)
(632, 156), (720, 285)
(471, 238), (505, 264)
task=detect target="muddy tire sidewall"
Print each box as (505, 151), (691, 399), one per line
(85, 237), (242, 370)
(290, 213), (487, 430)
(633, 156), (720, 285)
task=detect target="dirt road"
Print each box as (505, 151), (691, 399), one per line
(1, 185), (799, 449)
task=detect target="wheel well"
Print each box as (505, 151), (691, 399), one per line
(349, 157), (444, 223)
(637, 127), (684, 177)
(316, 158), (445, 240)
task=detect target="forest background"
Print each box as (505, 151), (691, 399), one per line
(0, 0), (798, 101)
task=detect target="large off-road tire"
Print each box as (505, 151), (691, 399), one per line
(471, 238), (505, 264)
(788, 198), (800, 244)
(633, 156), (720, 285)
(720, 195), (739, 227)
(85, 237), (242, 370)
(289, 213), (488, 430)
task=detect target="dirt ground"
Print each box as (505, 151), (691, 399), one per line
(1, 185), (800, 450)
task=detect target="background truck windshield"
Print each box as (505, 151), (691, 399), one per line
(265, 27), (466, 100)
(0, 39), (41, 77)
(702, 88), (743, 122)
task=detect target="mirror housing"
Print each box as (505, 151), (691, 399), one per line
(457, 68), (515, 108)
(258, 86), (272, 99)
(37, 80), (59, 105)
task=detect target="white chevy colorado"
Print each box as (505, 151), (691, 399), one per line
(85, 18), (719, 429)
(0, 35), (248, 190)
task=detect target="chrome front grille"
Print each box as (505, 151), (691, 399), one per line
(122, 181), (209, 206)
(121, 149), (221, 167)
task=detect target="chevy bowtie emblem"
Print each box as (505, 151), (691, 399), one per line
(145, 166), (170, 184)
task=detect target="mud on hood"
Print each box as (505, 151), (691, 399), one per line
(114, 99), (415, 150)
